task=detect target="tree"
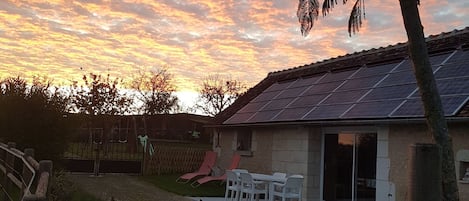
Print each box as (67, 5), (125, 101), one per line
(297, 0), (459, 200)
(71, 73), (133, 115)
(196, 74), (246, 116)
(131, 68), (179, 115)
(0, 76), (73, 162)
(70, 73), (133, 146)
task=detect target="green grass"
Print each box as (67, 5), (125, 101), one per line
(140, 174), (225, 197)
(70, 188), (103, 201)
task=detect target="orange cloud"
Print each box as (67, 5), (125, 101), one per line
(0, 0), (466, 98)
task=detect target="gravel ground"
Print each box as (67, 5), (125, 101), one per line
(67, 174), (193, 201)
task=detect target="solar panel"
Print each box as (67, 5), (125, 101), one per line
(252, 90), (282, 102)
(262, 98), (295, 110)
(303, 81), (343, 95)
(341, 100), (404, 118)
(362, 84), (417, 101)
(248, 110), (281, 122)
(303, 104), (353, 120)
(223, 48), (469, 125)
(337, 76), (383, 91)
(276, 86), (309, 99)
(392, 60), (412, 72)
(288, 94), (329, 108)
(352, 62), (398, 78)
(264, 81), (293, 92)
(429, 52), (453, 66)
(322, 89), (368, 104)
(436, 77), (469, 95)
(444, 50), (469, 65)
(378, 71), (417, 87)
(389, 99), (423, 117)
(435, 62), (469, 79)
(273, 108), (312, 121)
(289, 74), (324, 88)
(224, 112), (255, 124)
(443, 96), (469, 115)
(238, 102), (269, 113)
(391, 95), (469, 117)
(318, 69), (357, 83)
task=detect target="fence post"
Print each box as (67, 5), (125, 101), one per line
(141, 140), (147, 175)
(22, 148), (35, 198)
(93, 142), (102, 177)
(25, 160), (53, 201)
(407, 143), (442, 201)
(4, 142), (16, 200)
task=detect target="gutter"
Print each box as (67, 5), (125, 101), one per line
(206, 116), (469, 128)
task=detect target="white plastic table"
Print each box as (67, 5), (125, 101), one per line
(250, 173), (287, 201)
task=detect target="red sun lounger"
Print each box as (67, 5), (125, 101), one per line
(190, 154), (241, 187)
(176, 151), (217, 183)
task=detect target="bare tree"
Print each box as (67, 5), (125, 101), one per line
(197, 74), (246, 116)
(131, 68), (178, 115)
(297, 0), (458, 199)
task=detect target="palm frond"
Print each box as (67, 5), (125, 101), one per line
(348, 0), (364, 36)
(297, 0), (320, 36)
(322, 0), (343, 16)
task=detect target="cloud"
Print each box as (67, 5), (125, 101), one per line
(0, 0), (467, 94)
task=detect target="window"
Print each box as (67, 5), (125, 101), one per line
(236, 127), (252, 151)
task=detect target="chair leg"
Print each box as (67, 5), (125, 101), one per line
(234, 190), (240, 201)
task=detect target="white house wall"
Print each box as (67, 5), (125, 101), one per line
(271, 126), (322, 201)
(216, 122), (469, 201)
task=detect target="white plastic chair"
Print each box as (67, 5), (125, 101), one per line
(232, 169), (249, 174)
(272, 172), (287, 178)
(225, 170), (242, 201)
(239, 172), (268, 201)
(271, 175), (304, 201)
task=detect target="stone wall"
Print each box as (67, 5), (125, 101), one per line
(388, 122), (469, 201)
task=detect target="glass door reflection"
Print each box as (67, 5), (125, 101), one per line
(323, 133), (377, 201)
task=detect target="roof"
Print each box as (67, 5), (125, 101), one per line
(216, 27), (469, 126)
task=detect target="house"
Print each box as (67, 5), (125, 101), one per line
(212, 27), (469, 201)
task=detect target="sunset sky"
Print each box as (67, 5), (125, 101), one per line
(0, 0), (468, 106)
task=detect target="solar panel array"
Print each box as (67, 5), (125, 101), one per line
(224, 49), (469, 124)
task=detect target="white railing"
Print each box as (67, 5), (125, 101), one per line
(0, 142), (52, 201)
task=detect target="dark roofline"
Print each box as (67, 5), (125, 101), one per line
(214, 27), (469, 125)
(208, 117), (469, 128)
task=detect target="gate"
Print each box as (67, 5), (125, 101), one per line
(63, 127), (144, 175)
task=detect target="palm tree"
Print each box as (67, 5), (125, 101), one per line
(297, 0), (459, 200)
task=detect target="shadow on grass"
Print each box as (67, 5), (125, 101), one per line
(140, 174), (225, 197)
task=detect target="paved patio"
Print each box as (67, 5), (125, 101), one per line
(188, 197), (269, 201)
(188, 197), (224, 201)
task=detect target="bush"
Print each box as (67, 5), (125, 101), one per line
(0, 77), (75, 163)
(48, 170), (102, 201)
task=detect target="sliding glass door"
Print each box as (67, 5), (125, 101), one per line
(323, 133), (377, 201)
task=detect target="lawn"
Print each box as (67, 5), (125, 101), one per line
(140, 174), (225, 197)
(70, 188), (103, 201)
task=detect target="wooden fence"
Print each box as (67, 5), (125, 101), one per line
(0, 142), (52, 201)
(144, 143), (209, 175)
